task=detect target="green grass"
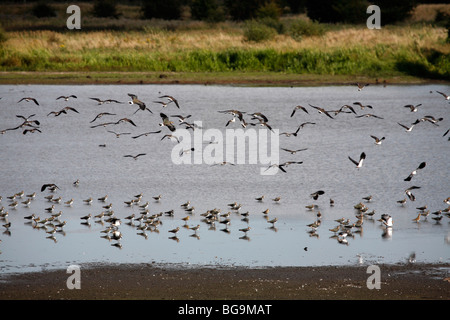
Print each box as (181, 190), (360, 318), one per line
(1, 46), (448, 81)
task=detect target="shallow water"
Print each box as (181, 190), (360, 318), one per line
(0, 83), (449, 274)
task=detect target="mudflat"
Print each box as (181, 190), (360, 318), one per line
(0, 263), (448, 300)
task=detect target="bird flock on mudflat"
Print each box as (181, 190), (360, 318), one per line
(0, 84), (449, 252)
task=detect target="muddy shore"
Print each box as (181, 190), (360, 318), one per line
(0, 263), (448, 300)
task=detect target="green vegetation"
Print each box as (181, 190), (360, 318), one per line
(0, 2), (449, 84)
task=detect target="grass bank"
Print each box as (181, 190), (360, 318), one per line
(0, 3), (449, 85)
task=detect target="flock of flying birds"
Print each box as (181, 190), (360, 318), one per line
(0, 84), (449, 251)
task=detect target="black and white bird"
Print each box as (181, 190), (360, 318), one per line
(348, 152), (366, 168)
(370, 135), (385, 145)
(436, 91), (449, 100)
(308, 104), (334, 119)
(159, 113), (176, 132)
(405, 186), (421, 201)
(398, 119), (420, 132)
(404, 104), (421, 112)
(404, 162), (426, 182)
(128, 93), (152, 114)
(56, 95), (77, 101)
(310, 190), (325, 200)
(17, 97), (39, 105)
(159, 95), (180, 108)
(290, 105), (309, 117)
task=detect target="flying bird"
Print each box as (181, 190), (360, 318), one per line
(405, 186), (421, 201)
(370, 135), (385, 145)
(41, 184), (60, 192)
(281, 148), (308, 154)
(308, 104), (334, 119)
(159, 95), (181, 108)
(132, 130), (162, 139)
(398, 120), (420, 132)
(404, 104), (421, 112)
(56, 95), (77, 101)
(404, 162), (426, 181)
(47, 106), (79, 117)
(348, 152), (366, 168)
(107, 131), (131, 138)
(89, 112), (117, 123)
(290, 105), (309, 117)
(159, 113), (176, 132)
(17, 97), (39, 105)
(310, 190), (325, 200)
(353, 102), (373, 109)
(124, 153), (147, 160)
(128, 93), (152, 114)
(353, 83), (369, 91)
(355, 114), (383, 119)
(436, 91), (449, 100)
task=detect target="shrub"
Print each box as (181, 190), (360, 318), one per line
(190, 0), (225, 22)
(373, 0), (417, 25)
(288, 19), (327, 41)
(256, 0), (283, 20)
(243, 20), (277, 42)
(225, 0), (265, 21)
(0, 24), (8, 46)
(142, 0), (183, 20)
(32, 3), (57, 18)
(92, 0), (119, 19)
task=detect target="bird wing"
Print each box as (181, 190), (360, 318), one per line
(348, 156), (359, 166)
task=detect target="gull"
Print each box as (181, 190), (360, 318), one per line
(370, 135), (385, 145)
(308, 104), (334, 119)
(160, 134), (180, 143)
(281, 147), (308, 154)
(404, 162), (426, 181)
(353, 102), (373, 109)
(398, 120), (420, 132)
(290, 105), (308, 117)
(41, 184), (60, 192)
(436, 91), (449, 100)
(404, 104), (421, 112)
(47, 107), (79, 117)
(159, 113), (176, 132)
(132, 130), (162, 139)
(355, 114), (383, 119)
(348, 152), (366, 168)
(90, 112), (117, 123)
(124, 153), (146, 160)
(310, 190), (325, 200)
(56, 95), (77, 101)
(128, 93), (152, 114)
(107, 131), (131, 138)
(159, 95), (180, 108)
(18, 97), (39, 105)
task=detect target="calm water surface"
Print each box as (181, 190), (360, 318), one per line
(0, 84), (449, 274)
